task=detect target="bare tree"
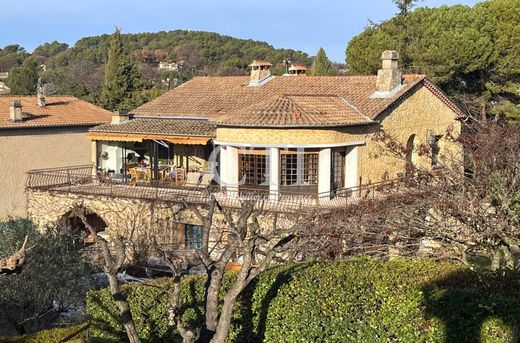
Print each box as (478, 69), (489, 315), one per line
(155, 196), (309, 343)
(71, 205), (142, 343)
(301, 123), (520, 270)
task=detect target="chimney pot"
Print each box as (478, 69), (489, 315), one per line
(376, 50), (402, 93)
(249, 60), (273, 86)
(111, 110), (130, 124)
(9, 101), (23, 122)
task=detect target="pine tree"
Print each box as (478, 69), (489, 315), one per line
(309, 48), (332, 76)
(393, 0), (421, 16)
(100, 29), (142, 111)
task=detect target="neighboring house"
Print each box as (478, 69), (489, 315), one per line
(0, 95), (111, 218)
(158, 61), (180, 71)
(25, 50), (463, 247)
(0, 72), (10, 95)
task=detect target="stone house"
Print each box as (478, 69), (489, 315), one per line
(0, 95), (111, 218)
(25, 50), (463, 252)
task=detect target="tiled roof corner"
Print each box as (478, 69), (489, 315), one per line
(0, 96), (111, 129)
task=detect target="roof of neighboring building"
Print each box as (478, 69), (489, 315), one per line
(0, 96), (111, 130)
(288, 64), (309, 71)
(131, 75), (427, 124)
(90, 118), (216, 137)
(215, 95), (373, 127)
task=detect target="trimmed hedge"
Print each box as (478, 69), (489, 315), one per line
(87, 258), (520, 342)
(0, 323), (88, 343)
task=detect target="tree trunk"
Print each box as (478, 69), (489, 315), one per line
(107, 273), (141, 343)
(73, 208), (141, 343)
(170, 274), (197, 343)
(198, 267), (224, 342)
(210, 291), (240, 343)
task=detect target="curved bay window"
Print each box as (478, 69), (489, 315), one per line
(280, 149), (319, 194)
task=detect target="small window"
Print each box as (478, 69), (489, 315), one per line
(185, 224), (202, 249)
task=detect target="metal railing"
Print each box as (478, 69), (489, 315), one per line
(26, 165), (403, 212)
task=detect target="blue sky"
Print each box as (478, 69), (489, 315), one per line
(1, 0), (480, 62)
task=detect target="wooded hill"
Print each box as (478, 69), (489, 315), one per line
(1, 30), (313, 107)
(346, 0), (520, 121)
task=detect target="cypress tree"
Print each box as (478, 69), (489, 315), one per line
(309, 48), (332, 76)
(101, 28), (141, 111)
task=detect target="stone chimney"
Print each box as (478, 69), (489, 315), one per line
(249, 60), (273, 86)
(37, 77), (45, 107)
(376, 50), (402, 93)
(111, 110), (130, 124)
(9, 101), (23, 122)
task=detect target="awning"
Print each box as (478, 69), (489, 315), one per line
(86, 132), (210, 145)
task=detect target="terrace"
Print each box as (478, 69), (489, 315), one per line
(26, 165), (402, 213)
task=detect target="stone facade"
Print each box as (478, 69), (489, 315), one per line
(216, 84), (462, 185)
(27, 188), (297, 261)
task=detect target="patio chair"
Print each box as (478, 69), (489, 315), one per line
(129, 168), (144, 186)
(173, 167), (186, 186)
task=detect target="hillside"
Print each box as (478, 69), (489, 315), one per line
(0, 30), (313, 108)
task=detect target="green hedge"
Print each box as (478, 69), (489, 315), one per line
(87, 258), (520, 342)
(1, 323), (88, 343)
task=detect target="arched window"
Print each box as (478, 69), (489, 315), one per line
(62, 209), (108, 245)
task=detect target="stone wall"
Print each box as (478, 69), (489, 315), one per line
(27, 189), (296, 257)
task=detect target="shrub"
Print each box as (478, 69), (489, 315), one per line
(0, 323), (88, 342)
(87, 258), (520, 342)
(0, 219), (96, 335)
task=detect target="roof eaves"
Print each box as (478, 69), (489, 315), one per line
(215, 121), (377, 129)
(0, 122), (106, 130)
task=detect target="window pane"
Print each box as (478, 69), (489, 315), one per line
(280, 152), (318, 186)
(239, 153), (268, 186)
(185, 224), (202, 249)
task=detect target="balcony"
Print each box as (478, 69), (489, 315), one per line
(26, 165), (402, 212)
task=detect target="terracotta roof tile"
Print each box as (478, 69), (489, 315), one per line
(91, 118), (216, 137)
(0, 96), (111, 129)
(215, 95), (372, 127)
(131, 75), (428, 127)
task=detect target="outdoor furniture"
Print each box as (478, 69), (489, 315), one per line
(129, 168), (145, 185)
(184, 172), (202, 186)
(194, 173), (214, 188)
(174, 168), (186, 185)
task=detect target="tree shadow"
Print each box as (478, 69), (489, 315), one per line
(232, 263), (318, 343)
(422, 268), (520, 343)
